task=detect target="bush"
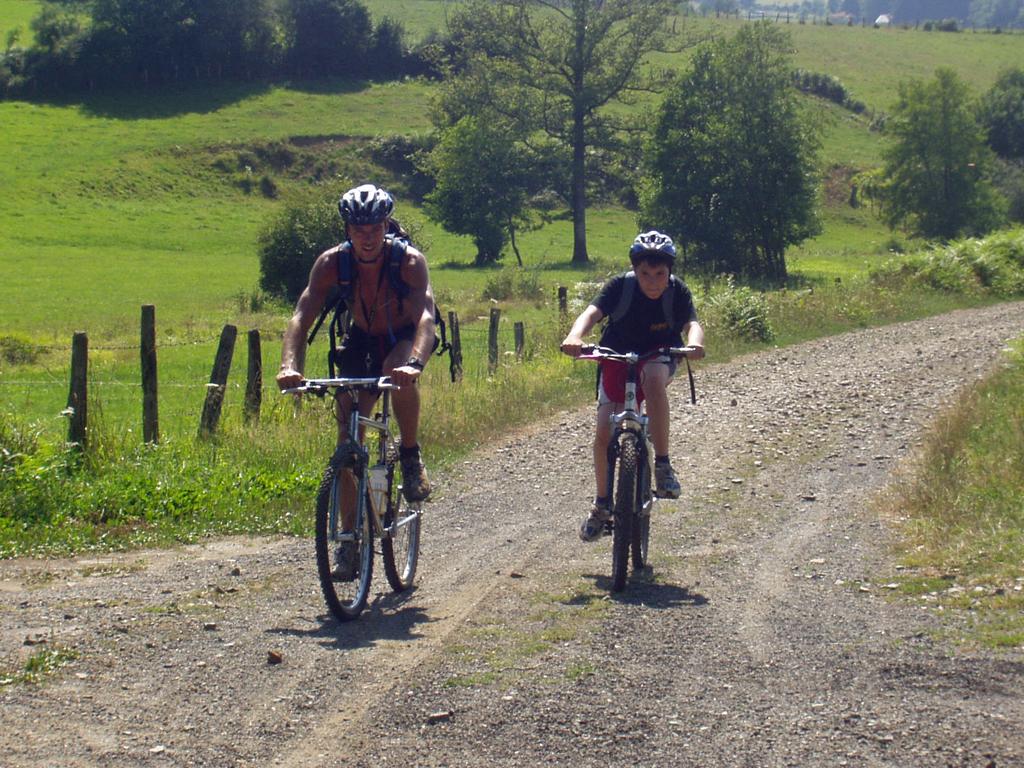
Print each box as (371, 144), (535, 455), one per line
(0, 335), (42, 365)
(481, 269), (545, 302)
(258, 183), (348, 302)
(705, 278), (775, 342)
(869, 229), (1024, 297)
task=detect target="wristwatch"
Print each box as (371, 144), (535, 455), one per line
(406, 356), (425, 371)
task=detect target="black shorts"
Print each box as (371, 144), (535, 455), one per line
(333, 324), (415, 378)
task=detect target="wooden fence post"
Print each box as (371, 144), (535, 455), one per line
(447, 310), (463, 383)
(199, 324), (237, 438)
(557, 286), (568, 317)
(488, 307), (500, 374)
(244, 329), (262, 423)
(140, 305), (159, 444)
(67, 332), (88, 448)
(514, 321), (525, 361)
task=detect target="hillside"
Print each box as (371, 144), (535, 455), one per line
(1, 4), (1023, 340)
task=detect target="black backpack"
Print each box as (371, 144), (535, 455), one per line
(307, 222), (449, 377)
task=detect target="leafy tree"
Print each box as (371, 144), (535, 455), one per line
(285, 0), (371, 79)
(438, 0), (679, 265)
(840, 0), (861, 16)
(877, 68), (1004, 239)
(423, 116), (541, 265)
(969, 0), (1023, 27)
(258, 184), (347, 302)
(641, 23), (820, 281)
(893, 0), (970, 21)
(861, 0), (890, 19)
(979, 67), (1024, 159)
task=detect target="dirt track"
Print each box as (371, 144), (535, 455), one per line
(2, 303), (1023, 767)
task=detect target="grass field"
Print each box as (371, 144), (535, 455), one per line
(0, 0), (37, 40)
(2, 4), (1022, 437)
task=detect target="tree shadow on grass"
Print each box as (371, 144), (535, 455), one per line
(25, 77), (369, 120)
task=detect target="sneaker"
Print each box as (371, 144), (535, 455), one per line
(400, 450), (431, 502)
(579, 500), (611, 542)
(654, 461), (681, 499)
(332, 539), (357, 581)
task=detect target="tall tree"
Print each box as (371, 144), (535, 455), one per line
(878, 68), (1004, 238)
(979, 67), (1024, 159)
(285, 0), (371, 78)
(438, 0), (679, 265)
(893, 0), (971, 21)
(423, 116), (541, 265)
(641, 23), (819, 281)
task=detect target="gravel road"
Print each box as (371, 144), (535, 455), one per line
(2, 302), (1023, 767)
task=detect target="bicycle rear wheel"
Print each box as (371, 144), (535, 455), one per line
(315, 455), (374, 621)
(381, 449), (421, 592)
(631, 451), (652, 571)
(611, 434), (639, 592)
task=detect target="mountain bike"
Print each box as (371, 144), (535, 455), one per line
(574, 345), (696, 592)
(283, 376), (421, 621)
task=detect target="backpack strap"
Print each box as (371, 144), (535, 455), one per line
(608, 271), (637, 323)
(386, 236), (411, 305)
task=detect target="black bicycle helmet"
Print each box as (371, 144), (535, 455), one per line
(338, 184), (394, 225)
(629, 230), (676, 268)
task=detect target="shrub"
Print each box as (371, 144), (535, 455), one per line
(869, 229), (1024, 297)
(258, 183), (348, 302)
(0, 335), (42, 365)
(482, 269), (545, 302)
(705, 278), (775, 343)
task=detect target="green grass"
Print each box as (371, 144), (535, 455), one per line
(0, 645), (77, 688)
(2, 6), (1024, 572)
(0, 0), (39, 41)
(885, 338), (1024, 649)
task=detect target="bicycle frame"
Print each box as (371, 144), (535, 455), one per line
(575, 345), (691, 590)
(284, 376), (423, 621)
(288, 376), (418, 539)
(604, 351), (651, 505)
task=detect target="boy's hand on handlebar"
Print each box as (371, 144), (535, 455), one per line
(560, 336), (585, 357)
(276, 366), (303, 391)
(681, 344), (705, 361)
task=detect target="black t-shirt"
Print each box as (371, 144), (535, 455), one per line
(592, 273), (698, 353)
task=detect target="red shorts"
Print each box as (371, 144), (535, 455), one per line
(597, 358), (676, 405)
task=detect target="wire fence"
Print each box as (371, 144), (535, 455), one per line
(0, 301), (578, 445)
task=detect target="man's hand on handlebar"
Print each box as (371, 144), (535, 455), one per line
(679, 344), (705, 361)
(276, 366), (303, 391)
(390, 364), (423, 388)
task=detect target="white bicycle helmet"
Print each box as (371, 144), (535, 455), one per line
(338, 184), (394, 225)
(629, 230), (676, 267)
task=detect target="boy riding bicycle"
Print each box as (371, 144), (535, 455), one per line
(560, 231), (705, 542)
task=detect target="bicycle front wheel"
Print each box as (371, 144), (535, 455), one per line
(632, 450), (652, 571)
(611, 434), (639, 592)
(381, 453), (421, 592)
(315, 455), (374, 621)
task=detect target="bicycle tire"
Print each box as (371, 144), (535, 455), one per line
(381, 444), (420, 592)
(612, 434), (639, 592)
(632, 451), (652, 571)
(314, 455), (374, 621)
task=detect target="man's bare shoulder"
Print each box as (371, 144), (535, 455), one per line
(306, 243), (346, 289)
(400, 243), (430, 288)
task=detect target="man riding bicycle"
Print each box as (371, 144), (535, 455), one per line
(277, 184), (436, 574)
(560, 231), (705, 542)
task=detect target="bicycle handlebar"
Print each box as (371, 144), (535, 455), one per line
(573, 345), (696, 363)
(281, 376), (398, 395)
